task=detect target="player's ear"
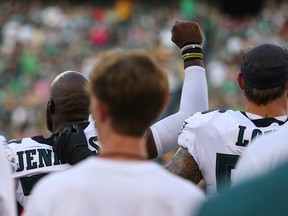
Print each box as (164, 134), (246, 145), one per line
(47, 98), (55, 114)
(237, 72), (245, 89)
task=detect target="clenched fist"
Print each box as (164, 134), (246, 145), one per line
(171, 21), (203, 49)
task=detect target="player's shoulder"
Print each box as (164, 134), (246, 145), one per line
(8, 135), (53, 149)
(84, 121), (97, 134)
(184, 109), (233, 128)
(7, 137), (28, 152)
(188, 108), (230, 120)
(7, 138), (23, 145)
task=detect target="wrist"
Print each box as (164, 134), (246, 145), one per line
(181, 44), (202, 52)
(184, 60), (204, 68)
(180, 42), (201, 49)
(181, 43), (204, 68)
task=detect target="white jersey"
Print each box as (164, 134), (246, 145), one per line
(8, 121), (100, 207)
(25, 157), (205, 216)
(234, 126), (288, 184)
(178, 109), (288, 195)
(0, 136), (17, 216)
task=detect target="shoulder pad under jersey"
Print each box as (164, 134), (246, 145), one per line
(7, 139), (23, 144)
(185, 109), (228, 129)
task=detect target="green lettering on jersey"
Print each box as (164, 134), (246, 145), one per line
(16, 151), (25, 172)
(38, 149), (52, 168)
(235, 126), (249, 146)
(53, 151), (62, 165)
(26, 150), (37, 170)
(251, 129), (262, 141)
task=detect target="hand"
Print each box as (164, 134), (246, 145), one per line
(53, 125), (93, 165)
(171, 21), (203, 48)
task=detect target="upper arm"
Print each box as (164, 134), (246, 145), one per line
(166, 147), (203, 184)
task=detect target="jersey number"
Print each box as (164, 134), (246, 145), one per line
(216, 153), (239, 193)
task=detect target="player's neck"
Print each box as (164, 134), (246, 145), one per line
(99, 130), (148, 161)
(244, 97), (287, 118)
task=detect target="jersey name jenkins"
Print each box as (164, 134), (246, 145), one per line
(16, 148), (65, 172)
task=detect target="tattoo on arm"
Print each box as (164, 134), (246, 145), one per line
(166, 147), (203, 184)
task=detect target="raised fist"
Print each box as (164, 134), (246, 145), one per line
(171, 21), (203, 49)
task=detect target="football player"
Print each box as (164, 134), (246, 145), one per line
(167, 43), (288, 195)
(7, 71), (100, 207)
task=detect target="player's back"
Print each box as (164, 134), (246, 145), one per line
(179, 109), (288, 195)
(8, 121), (100, 207)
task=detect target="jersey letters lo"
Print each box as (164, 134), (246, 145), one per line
(179, 109), (288, 195)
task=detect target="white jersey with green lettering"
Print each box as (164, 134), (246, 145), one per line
(7, 121), (100, 207)
(178, 109), (288, 195)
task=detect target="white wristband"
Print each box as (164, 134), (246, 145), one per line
(181, 44), (202, 53)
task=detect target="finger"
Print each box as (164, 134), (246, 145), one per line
(172, 20), (181, 28)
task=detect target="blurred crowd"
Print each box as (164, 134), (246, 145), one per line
(0, 0), (288, 141)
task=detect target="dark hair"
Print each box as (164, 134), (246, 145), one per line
(243, 83), (286, 106)
(89, 51), (168, 137)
